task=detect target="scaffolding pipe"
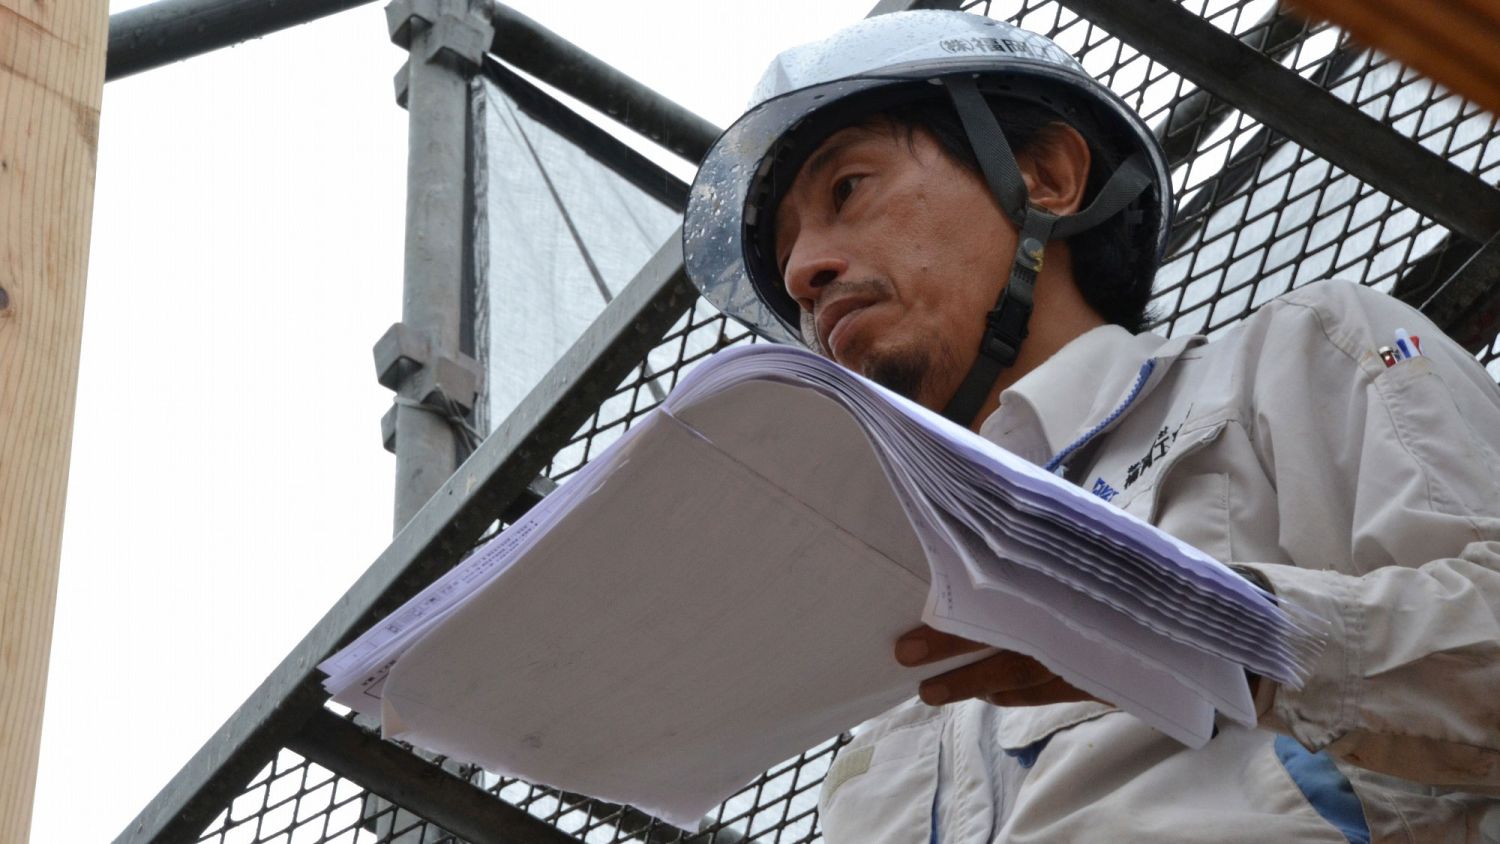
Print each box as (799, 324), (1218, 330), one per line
(484, 2), (720, 163)
(107, 0), (376, 80)
(389, 6), (476, 531)
(482, 58), (691, 212)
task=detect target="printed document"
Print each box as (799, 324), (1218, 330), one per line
(319, 345), (1323, 827)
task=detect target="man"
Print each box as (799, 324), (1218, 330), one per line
(683, 10), (1500, 843)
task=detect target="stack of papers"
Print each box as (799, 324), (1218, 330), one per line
(319, 345), (1324, 827)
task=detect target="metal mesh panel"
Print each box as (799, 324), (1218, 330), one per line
(546, 297), (760, 482)
(195, 749), (370, 843)
(183, 2), (1500, 843)
(191, 718), (842, 844)
(485, 733), (843, 843)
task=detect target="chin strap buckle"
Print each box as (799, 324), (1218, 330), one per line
(980, 282), (1032, 368)
(978, 214), (1050, 367)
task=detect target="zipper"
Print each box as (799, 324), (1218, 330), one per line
(1042, 359), (1157, 475)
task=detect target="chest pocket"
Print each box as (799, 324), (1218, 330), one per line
(1118, 420), (1235, 564)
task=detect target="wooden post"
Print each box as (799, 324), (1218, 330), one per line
(0, 1), (109, 842)
(1284, 0), (1500, 116)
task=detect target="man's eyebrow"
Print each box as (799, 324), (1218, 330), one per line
(800, 133), (865, 184)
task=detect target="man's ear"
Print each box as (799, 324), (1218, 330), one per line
(1017, 123), (1092, 216)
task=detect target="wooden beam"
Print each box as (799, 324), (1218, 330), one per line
(1285, 0), (1500, 115)
(0, 1), (109, 842)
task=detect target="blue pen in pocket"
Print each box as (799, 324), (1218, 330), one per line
(1393, 328), (1418, 360)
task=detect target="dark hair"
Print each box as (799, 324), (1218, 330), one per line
(882, 97), (1160, 332)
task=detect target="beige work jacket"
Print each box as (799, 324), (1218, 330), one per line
(817, 281), (1500, 843)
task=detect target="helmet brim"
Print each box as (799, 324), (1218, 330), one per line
(685, 75), (891, 346)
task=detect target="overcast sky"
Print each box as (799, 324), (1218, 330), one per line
(34, 1), (876, 841)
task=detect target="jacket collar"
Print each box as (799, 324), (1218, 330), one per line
(978, 325), (1202, 469)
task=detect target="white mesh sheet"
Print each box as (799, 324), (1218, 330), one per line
(473, 75), (681, 430)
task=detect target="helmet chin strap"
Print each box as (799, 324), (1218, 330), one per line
(938, 209), (1052, 426)
(937, 75), (1153, 428)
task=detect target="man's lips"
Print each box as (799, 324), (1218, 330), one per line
(816, 295), (878, 359)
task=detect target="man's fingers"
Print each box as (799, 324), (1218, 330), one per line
(894, 625), (988, 666)
(983, 677), (1098, 707)
(896, 628), (1104, 709)
(917, 651), (1058, 705)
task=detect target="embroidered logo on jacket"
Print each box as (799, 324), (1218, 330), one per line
(1092, 477), (1120, 501)
(1123, 423), (1184, 490)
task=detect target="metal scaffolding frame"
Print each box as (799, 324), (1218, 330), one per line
(102, 0), (1500, 841)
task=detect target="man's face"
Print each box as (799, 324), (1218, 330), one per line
(772, 121), (1016, 410)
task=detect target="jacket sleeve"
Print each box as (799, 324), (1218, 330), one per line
(1237, 281), (1500, 791)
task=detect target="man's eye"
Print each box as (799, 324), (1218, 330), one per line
(833, 175), (863, 209)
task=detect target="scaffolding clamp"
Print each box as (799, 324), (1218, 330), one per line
(387, 0), (493, 106)
(374, 322), (482, 452)
(386, 0), (493, 67)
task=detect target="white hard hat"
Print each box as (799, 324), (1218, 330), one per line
(683, 10), (1173, 423)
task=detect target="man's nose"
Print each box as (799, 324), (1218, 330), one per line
(782, 239), (849, 313)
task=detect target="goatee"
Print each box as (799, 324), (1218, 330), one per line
(864, 352), (929, 403)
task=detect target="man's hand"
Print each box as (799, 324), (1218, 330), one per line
(895, 625), (1101, 707)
